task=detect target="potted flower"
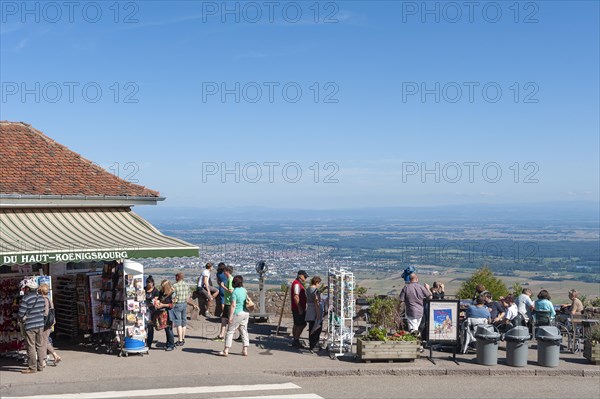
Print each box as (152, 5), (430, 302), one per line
(357, 297), (420, 362)
(390, 330), (419, 342)
(357, 326), (420, 362)
(583, 323), (600, 364)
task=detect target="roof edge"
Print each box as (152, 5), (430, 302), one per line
(0, 194), (165, 208)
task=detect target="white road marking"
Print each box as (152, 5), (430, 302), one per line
(3, 382), (301, 399)
(221, 395), (323, 399)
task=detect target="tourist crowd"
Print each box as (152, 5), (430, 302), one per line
(17, 266), (587, 373)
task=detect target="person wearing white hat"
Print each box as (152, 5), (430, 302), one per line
(18, 278), (46, 373)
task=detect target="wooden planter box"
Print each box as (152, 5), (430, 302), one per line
(357, 338), (420, 362)
(583, 340), (600, 365)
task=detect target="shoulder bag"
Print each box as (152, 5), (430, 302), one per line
(44, 296), (56, 330)
(245, 295), (255, 312)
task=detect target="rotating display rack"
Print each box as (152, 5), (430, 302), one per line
(327, 268), (355, 359)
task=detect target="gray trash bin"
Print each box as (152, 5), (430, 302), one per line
(536, 326), (561, 367)
(504, 326), (530, 367)
(475, 324), (501, 366)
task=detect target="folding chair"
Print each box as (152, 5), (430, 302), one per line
(460, 317), (488, 354)
(534, 310), (553, 327)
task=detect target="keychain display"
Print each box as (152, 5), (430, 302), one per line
(0, 278), (24, 353)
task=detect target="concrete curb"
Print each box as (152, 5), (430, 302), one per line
(583, 369), (600, 377)
(271, 367), (600, 378)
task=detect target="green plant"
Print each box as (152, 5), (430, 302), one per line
(456, 266), (509, 300)
(366, 327), (387, 341)
(590, 297), (600, 307)
(511, 282), (523, 297)
(355, 285), (367, 296)
(389, 331), (417, 342)
(368, 296), (400, 331)
(586, 324), (600, 343)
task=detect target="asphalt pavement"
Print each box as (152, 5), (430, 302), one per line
(1, 316), (598, 399)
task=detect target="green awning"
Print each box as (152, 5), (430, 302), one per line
(0, 208), (198, 265)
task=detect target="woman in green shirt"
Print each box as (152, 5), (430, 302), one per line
(218, 275), (249, 356)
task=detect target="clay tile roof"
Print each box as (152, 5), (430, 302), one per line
(0, 121), (159, 197)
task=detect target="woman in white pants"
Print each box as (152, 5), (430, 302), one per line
(219, 275), (249, 356)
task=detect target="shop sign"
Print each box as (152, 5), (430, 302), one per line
(3, 251), (129, 265)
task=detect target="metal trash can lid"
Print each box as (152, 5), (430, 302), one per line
(535, 325), (561, 341)
(474, 324), (501, 339)
(504, 326), (530, 342)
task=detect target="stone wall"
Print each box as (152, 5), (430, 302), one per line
(247, 290), (293, 317)
(187, 290), (293, 319)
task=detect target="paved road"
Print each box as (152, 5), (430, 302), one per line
(1, 317), (599, 398)
(3, 374), (599, 399)
(300, 375), (600, 399)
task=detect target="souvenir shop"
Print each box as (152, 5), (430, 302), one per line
(0, 208), (199, 357)
(0, 121), (199, 357)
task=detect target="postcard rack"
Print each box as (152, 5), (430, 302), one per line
(117, 261), (148, 357)
(327, 268), (355, 359)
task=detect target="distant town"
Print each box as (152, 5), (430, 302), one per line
(141, 217), (600, 299)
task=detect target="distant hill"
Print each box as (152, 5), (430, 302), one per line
(136, 201), (599, 224)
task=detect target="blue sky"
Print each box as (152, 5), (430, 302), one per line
(1, 1), (598, 209)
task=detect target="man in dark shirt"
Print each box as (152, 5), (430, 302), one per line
(484, 293), (506, 326)
(18, 279), (46, 373)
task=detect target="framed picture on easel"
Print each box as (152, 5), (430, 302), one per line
(425, 299), (460, 365)
(426, 300), (460, 345)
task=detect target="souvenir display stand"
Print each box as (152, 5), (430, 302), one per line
(0, 276), (26, 357)
(0, 260), (150, 357)
(76, 273), (94, 333)
(53, 275), (77, 339)
(0, 274), (52, 359)
(88, 263), (118, 352)
(118, 260), (148, 357)
(327, 268), (355, 359)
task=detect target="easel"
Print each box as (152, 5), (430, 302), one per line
(425, 299), (460, 365)
(427, 343), (459, 365)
